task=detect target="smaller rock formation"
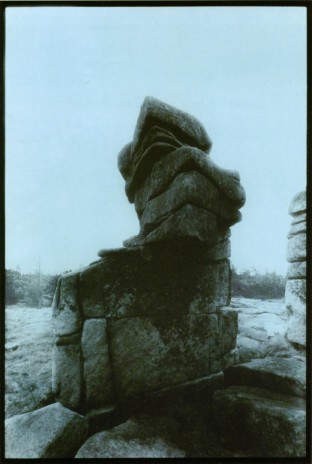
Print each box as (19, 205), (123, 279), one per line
(5, 403), (88, 459)
(285, 190), (306, 348)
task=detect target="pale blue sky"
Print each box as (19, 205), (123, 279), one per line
(5, 6), (306, 275)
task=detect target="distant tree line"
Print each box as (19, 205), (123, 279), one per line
(231, 267), (286, 299)
(5, 269), (61, 307)
(5, 266), (287, 308)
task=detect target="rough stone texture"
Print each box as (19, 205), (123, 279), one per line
(288, 220), (306, 238)
(52, 344), (82, 409)
(125, 205), (228, 248)
(140, 171), (241, 235)
(5, 403), (88, 458)
(80, 243), (230, 318)
(287, 261), (306, 279)
(108, 314), (221, 400)
(213, 386), (306, 457)
(134, 146), (245, 215)
(81, 319), (115, 409)
(288, 190), (306, 215)
(285, 279), (306, 347)
(287, 233), (306, 262)
(75, 415), (185, 458)
(52, 272), (82, 337)
(218, 307), (238, 355)
(224, 357), (306, 398)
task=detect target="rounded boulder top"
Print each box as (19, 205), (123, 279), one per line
(132, 96), (212, 154)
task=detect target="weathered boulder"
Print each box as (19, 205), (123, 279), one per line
(140, 171), (241, 235)
(224, 356), (306, 398)
(5, 403), (88, 458)
(213, 386), (306, 457)
(118, 97), (245, 246)
(124, 205), (227, 247)
(75, 415), (185, 458)
(81, 318), (115, 408)
(108, 313), (221, 399)
(134, 146), (245, 216)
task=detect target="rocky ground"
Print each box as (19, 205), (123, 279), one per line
(5, 298), (303, 458)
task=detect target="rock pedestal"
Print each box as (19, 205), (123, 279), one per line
(285, 190), (306, 348)
(51, 97), (245, 416)
(52, 241), (238, 413)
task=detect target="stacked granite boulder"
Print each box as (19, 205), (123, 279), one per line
(51, 97), (245, 419)
(285, 190), (306, 348)
(119, 97), (245, 248)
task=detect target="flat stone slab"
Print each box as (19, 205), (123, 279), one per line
(108, 313), (221, 400)
(5, 403), (88, 458)
(224, 356), (306, 398)
(213, 386), (306, 457)
(139, 171), (241, 235)
(80, 243), (230, 318)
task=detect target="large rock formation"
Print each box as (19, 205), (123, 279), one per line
(285, 190), (306, 348)
(51, 97), (245, 416)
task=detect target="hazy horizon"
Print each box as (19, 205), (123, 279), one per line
(5, 6), (307, 275)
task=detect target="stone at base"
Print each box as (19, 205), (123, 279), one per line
(213, 386), (306, 457)
(75, 415), (185, 458)
(224, 356), (306, 398)
(5, 403), (88, 458)
(120, 371), (224, 417)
